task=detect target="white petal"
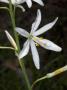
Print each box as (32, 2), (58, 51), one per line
(18, 0), (25, 4)
(11, 0), (16, 4)
(34, 17), (58, 36)
(0, 0), (9, 3)
(0, 0), (26, 4)
(31, 9), (41, 33)
(30, 40), (40, 69)
(26, 0), (32, 8)
(14, 0), (25, 4)
(40, 39), (62, 52)
(33, 37), (62, 52)
(15, 27), (29, 38)
(5, 30), (18, 50)
(18, 40), (30, 59)
(33, 0), (44, 6)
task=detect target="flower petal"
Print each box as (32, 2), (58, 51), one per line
(30, 40), (40, 69)
(15, 27), (29, 38)
(18, 40), (30, 59)
(34, 37), (62, 52)
(33, 0), (44, 6)
(5, 30), (18, 50)
(14, 0), (25, 4)
(31, 9), (41, 33)
(0, 0), (9, 3)
(0, 0), (26, 4)
(41, 39), (62, 52)
(34, 17), (58, 36)
(26, 0), (32, 8)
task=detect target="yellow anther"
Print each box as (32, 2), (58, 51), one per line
(35, 43), (39, 46)
(35, 37), (44, 47)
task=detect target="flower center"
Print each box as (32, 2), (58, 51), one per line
(28, 34), (33, 40)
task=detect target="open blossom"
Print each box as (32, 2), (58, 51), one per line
(0, 0), (44, 8)
(15, 9), (62, 69)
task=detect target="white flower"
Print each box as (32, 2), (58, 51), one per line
(0, 0), (44, 8)
(5, 30), (18, 50)
(15, 9), (62, 69)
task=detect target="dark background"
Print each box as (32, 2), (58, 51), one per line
(0, 0), (67, 90)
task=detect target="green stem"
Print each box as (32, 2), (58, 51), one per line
(9, 1), (20, 52)
(0, 46), (14, 50)
(0, 7), (9, 11)
(31, 76), (47, 89)
(19, 60), (32, 90)
(9, 1), (32, 90)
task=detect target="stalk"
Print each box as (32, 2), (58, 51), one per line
(8, 1), (32, 90)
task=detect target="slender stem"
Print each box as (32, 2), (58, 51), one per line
(19, 60), (32, 90)
(0, 7), (9, 11)
(0, 46), (14, 50)
(9, 1), (20, 52)
(8, 1), (32, 90)
(31, 76), (47, 89)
